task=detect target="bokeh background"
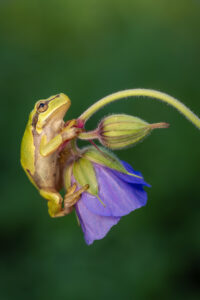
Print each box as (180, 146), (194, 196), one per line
(0, 0), (200, 299)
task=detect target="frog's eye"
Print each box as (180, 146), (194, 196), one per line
(37, 102), (48, 113)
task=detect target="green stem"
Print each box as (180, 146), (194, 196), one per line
(78, 89), (200, 129)
(70, 139), (81, 156)
(79, 130), (98, 140)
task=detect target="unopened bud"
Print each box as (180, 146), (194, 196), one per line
(96, 114), (169, 150)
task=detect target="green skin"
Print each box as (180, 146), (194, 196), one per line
(20, 93), (88, 217)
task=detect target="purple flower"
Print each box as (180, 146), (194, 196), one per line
(74, 160), (149, 245)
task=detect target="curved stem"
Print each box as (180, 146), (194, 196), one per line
(78, 89), (200, 129)
(70, 139), (81, 157)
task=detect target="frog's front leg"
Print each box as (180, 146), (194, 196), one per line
(40, 122), (81, 157)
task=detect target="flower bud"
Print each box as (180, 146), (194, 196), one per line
(96, 114), (169, 150)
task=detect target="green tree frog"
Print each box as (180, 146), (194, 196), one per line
(20, 93), (88, 217)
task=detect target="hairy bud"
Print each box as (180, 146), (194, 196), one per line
(96, 114), (169, 149)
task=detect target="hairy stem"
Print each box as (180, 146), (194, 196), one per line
(79, 130), (98, 140)
(78, 89), (200, 129)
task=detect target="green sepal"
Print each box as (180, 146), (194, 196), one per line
(103, 131), (149, 149)
(73, 157), (99, 197)
(63, 162), (73, 190)
(102, 114), (148, 126)
(102, 115), (148, 137)
(99, 114), (151, 149)
(82, 146), (141, 178)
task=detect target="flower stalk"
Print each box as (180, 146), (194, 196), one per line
(78, 89), (200, 129)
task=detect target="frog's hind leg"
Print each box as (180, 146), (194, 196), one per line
(52, 183), (89, 217)
(40, 184), (89, 218)
(39, 189), (63, 218)
(63, 183), (89, 213)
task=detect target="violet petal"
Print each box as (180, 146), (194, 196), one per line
(75, 160), (149, 244)
(78, 163), (148, 217)
(75, 200), (120, 245)
(116, 160), (151, 187)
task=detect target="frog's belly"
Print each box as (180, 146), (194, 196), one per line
(34, 153), (60, 189)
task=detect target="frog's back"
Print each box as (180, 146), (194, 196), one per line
(20, 114), (37, 187)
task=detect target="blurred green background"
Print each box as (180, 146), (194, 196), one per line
(0, 0), (200, 299)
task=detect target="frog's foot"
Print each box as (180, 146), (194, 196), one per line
(63, 183), (89, 213)
(43, 184), (89, 218)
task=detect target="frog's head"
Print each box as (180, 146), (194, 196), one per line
(31, 93), (71, 134)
